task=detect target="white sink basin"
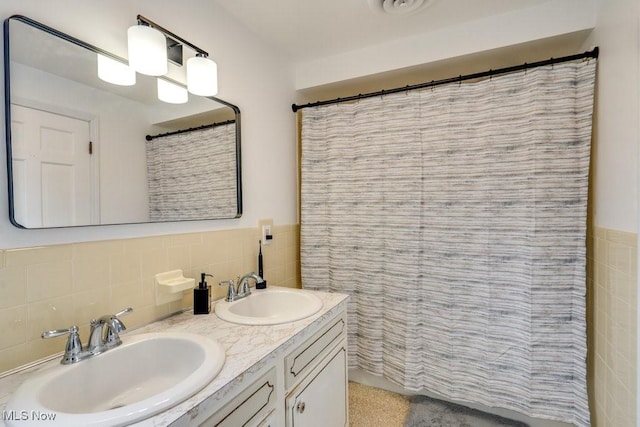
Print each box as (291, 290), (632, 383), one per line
(5, 332), (225, 427)
(215, 287), (323, 325)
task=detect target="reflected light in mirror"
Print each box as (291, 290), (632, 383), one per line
(97, 54), (136, 86)
(127, 24), (167, 76)
(157, 78), (188, 104)
(187, 54), (218, 96)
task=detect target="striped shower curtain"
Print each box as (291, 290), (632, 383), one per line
(145, 123), (237, 221)
(300, 59), (596, 426)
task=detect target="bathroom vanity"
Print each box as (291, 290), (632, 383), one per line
(0, 289), (348, 426)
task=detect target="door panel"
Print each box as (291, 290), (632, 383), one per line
(11, 104), (94, 227)
(289, 346), (347, 427)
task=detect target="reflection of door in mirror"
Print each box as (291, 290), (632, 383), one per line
(11, 104), (97, 227)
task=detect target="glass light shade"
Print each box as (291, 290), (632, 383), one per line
(187, 55), (218, 96)
(157, 79), (188, 104)
(127, 25), (167, 76)
(97, 54), (136, 86)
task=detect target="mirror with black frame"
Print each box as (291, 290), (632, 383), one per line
(4, 15), (242, 229)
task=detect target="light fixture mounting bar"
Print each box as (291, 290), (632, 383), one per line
(136, 14), (208, 57)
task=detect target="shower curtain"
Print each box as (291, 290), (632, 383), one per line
(300, 59), (596, 426)
(145, 124), (237, 221)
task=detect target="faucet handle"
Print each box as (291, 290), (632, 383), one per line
(219, 279), (236, 302)
(114, 307), (133, 318)
(104, 307), (132, 347)
(42, 325), (83, 365)
(42, 325), (79, 339)
(111, 307), (132, 334)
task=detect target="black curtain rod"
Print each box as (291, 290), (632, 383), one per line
(146, 119), (235, 141)
(291, 47), (599, 113)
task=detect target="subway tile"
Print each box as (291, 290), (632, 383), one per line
(110, 252), (142, 286)
(607, 240), (631, 274)
(124, 236), (167, 254)
(26, 297), (76, 341)
(0, 265), (26, 309)
(191, 242), (213, 268)
(166, 232), (203, 247)
(6, 245), (72, 267)
(26, 261), (72, 303)
(167, 245), (191, 272)
(0, 306), (27, 350)
(72, 240), (124, 260)
(72, 288), (111, 324)
(606, 229), (637, 247)
(24, 338), (67, 367)
(140, 246), (169, 280)
(72, 255), (110, 292)
(110, 280), (145, 314)
(591, 226), (637, 427)
(0, 343), (31, 378)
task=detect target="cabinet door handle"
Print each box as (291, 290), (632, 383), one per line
(296, 401), (306, 413)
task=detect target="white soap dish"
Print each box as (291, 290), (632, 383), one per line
(155, 270), (194, 305)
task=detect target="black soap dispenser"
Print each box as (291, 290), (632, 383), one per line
(194, 273), (212, 314)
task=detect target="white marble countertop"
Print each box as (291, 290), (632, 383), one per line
(0, 288), (349, 427)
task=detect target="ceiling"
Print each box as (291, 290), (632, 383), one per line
(214, 0), (554, 62)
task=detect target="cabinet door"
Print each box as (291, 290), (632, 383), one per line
(287, 344), (347, 427)
(200, 368), (277, 427)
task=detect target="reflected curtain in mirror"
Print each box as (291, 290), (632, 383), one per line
(145, 122), (237, 221)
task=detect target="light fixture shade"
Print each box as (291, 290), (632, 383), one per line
(187, 55), (218, 96)
(97, 54), (136, 86)
(127, 24), (167, 76)
(157, 78), (188, 104)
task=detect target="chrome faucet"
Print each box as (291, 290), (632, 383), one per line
(238, 272), (263, 296)
(42, 307), (132, 365)
(219, 273), (263, 302)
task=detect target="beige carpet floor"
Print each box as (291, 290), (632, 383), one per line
(349, 381), (412, 427)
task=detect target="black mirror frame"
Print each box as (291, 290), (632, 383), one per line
(3, 14), (242, 229)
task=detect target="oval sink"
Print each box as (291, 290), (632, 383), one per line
(5, 332), (225, 427)
(215, 287), (323, 325)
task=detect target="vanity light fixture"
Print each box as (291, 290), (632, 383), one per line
(157, 78), (188, 104)
(127, 15), (218, 97)
(187, 53), (218, 96)
(97, 54), (136, 86)
(127, 22), (167, 76)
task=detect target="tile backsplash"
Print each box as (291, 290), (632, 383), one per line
(0, 224), (300, 374)
(588, 226), (637, 427)
(1, 221), (636, 426)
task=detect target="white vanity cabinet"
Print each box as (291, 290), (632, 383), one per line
(200, 368), (278, 427)
(284, 313), (348, 427)
(171, 306), (348, 427)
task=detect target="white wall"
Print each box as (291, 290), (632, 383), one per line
(0, 0), (297, 249)
(589, 0), (639, 234)
(295, 0), (597, 91)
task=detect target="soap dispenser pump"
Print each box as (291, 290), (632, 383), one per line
(194, 273), (213, 315)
